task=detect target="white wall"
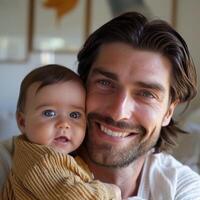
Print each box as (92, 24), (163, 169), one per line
(176, 0), (200, 112)
(0, 0), (111, 113)
(0, 0), (200, 121)
(0, 53), (77, 113)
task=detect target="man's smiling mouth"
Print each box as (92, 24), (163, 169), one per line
(88, 113), (145, 139)
(100, 124), (130, 138)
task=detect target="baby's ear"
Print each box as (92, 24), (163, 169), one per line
(16, 112), (26, 134)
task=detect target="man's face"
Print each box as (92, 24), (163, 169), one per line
(17, 81), (86, 154)
(85, 42), (177, 167)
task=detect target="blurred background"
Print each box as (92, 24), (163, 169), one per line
(0, 0), (199, 172)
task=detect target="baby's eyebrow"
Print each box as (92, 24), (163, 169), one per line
(35, 104), (85, 112)
(70, 105), (85, 112)
(35, 104), (51, 110)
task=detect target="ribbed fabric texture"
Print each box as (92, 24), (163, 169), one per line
(2, 136), (116, 200)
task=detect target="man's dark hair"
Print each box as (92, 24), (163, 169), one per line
(17, 64), (81, 113)
(77, 12), (197, 153)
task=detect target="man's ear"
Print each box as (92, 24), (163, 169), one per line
(16, 112), (26, 134)
(162, 100), (179, 127)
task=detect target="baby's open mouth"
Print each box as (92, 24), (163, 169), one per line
(54, 136), (69, 143)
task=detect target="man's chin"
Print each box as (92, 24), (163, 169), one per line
(85, 131), (158, 168)
(85, 112), (157, 168)
(85, 140), (142, 168)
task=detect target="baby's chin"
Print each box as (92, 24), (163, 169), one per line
(49, 143), (71, 155)
(48, 136), (73, 154)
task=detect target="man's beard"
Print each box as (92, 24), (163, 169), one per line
(85, 112), (160, 168)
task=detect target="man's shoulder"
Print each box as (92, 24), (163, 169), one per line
(144, 152), (200, 199)
(148, 152), (200, 176)
(149, 152), (183, 168)
(0, 137), (16, 154)
(0, 136), (16, 190)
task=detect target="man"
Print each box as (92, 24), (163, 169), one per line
(76, 12), (200, 199)
(0, 12), (200, 199)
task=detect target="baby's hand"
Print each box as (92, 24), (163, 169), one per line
(104, 183), (122, 200)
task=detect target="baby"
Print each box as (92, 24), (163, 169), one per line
(2, 64), (121, 200)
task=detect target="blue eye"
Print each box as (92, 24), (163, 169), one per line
(139, 91), (155, 99)
(69, 112), (81, 119)
(42, 110), (56, 117)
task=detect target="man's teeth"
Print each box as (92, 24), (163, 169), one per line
(100, 125), (130, 138)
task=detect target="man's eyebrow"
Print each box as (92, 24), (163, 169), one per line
(136, 81), (166, 93)
(91, 68), (166, 92)
(91, 68), (118, 81)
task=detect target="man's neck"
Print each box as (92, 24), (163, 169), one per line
(79, 147), (146, 198)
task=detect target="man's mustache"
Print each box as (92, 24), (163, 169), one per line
(87, 112), (146, 134)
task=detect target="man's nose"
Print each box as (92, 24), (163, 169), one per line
(106, 91), (134, 121)
(56, 117), (70, 129)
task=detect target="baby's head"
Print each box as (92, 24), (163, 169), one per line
(16, 64), (86, 154)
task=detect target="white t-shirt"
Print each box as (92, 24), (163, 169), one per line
(129, 152), (200, 200)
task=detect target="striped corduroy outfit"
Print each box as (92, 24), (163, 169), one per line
(2, 136), (117, 200)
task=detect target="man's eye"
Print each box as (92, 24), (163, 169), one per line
(69, 112), (81, 119)
(42, 110), (56, 117)
(139, 91), (155, 99)
(97, 80), (112, 87)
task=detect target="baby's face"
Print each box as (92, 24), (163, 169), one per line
(17, 80), (86, 154)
